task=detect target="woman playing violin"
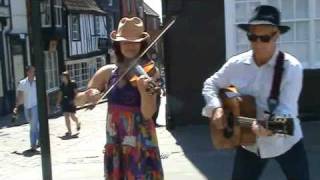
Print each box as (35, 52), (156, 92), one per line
(77, 17), (163, 180)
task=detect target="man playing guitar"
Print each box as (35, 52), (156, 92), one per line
(202, 5), (309, 180)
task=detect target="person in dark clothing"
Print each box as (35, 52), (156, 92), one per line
(56, 71), (81, 136)
(152, 75), (166, 127)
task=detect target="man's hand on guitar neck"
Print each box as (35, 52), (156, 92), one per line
(252, 121), (273, 137)
(211, 107), (226, 129)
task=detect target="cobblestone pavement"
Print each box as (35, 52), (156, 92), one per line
(0, 101), (107, 180)
(0, 97), (319, 180)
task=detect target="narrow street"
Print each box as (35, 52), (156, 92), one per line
(0, 97), (320, 179)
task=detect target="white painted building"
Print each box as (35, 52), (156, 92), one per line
(224, 0), (320, 69)
(9, 0), (29, 86)
(0, 0), (30, 115)
(0, 0), (10, 114)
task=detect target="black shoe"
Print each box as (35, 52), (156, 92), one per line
(29, 146), (37, 152)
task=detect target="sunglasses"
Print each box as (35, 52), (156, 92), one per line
(247, 32), (277, 43)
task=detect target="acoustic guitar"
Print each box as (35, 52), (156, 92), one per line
(209, 86), (294, 149)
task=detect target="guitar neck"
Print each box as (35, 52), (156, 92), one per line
(237, 116), (282, 129)
(237, 116), (257, 127)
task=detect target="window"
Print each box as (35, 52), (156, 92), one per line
(44, 51), (60, 92)
(66, 57), (106, 89)
(66, 62), (89, 89)
(0, 64), (3, 97)
(40, 0), (52, 27)
(71, 15), (80, 41)
(96, 57), (105, 69)
(127, 0), (132, 14)
(153, 18), (158, 30)
(0, 0), (7, 5)
(225, 0), (320, 69)
(54, 0), (62, 27)
(108, 0), (113, 6)
(94, 16), (101, 35)
(107, 15), (114, 36)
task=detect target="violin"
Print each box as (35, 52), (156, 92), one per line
(126, 60), (161, 95)
(81, 17), (175, 107)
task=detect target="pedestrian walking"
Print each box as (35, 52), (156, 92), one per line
(152, 75), (165, 127)
(13, 65), (39, 151)
(56, 71), (81, 137)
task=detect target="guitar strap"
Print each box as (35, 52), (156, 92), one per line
(268, 51), (285, 114)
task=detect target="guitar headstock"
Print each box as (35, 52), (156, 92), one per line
(267, 116), (294, 136)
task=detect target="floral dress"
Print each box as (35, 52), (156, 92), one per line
(104, 69), (163, 180)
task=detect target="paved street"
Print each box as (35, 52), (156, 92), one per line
(0, 97), (320, 180)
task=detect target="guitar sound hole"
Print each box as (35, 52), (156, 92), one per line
(224, 112), (234, 138)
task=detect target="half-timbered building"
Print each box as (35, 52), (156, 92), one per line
(63, 0), (108, 89)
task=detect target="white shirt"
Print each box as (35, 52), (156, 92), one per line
(202, 49), (303, 158)
(17, 77), (37, 109)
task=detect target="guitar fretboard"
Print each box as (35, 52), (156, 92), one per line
(237, 116), (256, 127)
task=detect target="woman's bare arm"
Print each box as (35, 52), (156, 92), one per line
(138, 68), (161, 120)
(75, 64), (116, 106)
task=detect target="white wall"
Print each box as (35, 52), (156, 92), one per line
(224, 0), (320, 69)
(10, 0), (28, 33)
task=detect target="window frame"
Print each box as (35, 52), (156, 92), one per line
(94, 16), (101, 36)
(65, 57), (105, 89)
(54, 0), (62, 27)
(107, 15), (114, 37)
(108, 0), (113, 6)
(44, 51), (60, 93)
(224, 0), (320, 69)
(71, 14), (81, 41)
(127, 0), (132, 14)
(40, 0), (52, 27)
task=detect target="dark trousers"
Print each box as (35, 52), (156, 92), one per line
(232, 140), (309, 180)
(152, 94), (161, 125)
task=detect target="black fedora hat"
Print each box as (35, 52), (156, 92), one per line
(238, 5), (290, 34)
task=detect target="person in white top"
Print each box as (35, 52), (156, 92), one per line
(202, 5), (309, 180)
(13, 66), (39, 151)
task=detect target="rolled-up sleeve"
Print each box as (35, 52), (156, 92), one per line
(202, 61), (232, 117)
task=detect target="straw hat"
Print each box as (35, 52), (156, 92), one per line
(110, 17), (150, 42)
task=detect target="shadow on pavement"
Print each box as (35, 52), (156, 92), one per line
(12, 149), (41, 157)
(0, 113), (28, 129)
(168, 125), (234, 179)
(168, 122), (320, 180)
(58, 132), (79, 140)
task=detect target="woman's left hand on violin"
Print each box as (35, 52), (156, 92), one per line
(136, 75), (160, 95)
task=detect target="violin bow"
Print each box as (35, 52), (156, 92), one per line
(85, 17), (176, 109)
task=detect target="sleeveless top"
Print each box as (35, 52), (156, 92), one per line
(107, 69), (141, 107)
(60, 81), (77, 101)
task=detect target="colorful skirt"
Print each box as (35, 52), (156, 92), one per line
(104, 104), (163, 180)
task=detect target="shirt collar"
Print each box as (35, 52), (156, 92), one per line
(243, 48), (280, 66)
